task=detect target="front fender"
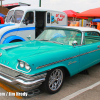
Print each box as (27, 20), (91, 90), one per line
(36, 63), (71, 76)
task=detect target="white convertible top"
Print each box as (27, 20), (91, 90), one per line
(51, 26), (100, 33)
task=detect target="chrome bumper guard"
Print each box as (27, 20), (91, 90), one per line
(0, 71), (47, 91)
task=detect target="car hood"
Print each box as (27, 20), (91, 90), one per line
(1, 40), (72, 59)
(0, 40), (72, 73)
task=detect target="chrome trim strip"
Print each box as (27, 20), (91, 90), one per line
(16, 67), (31, 73)
(1, 45), (20, 50)
(37, 48), (100, 69)
(37, 55), (80, 69)
(81, 32), (84, 45)
(0, 74), (45, 86)
(0, 71), (46, 86)
(14, 78), (45, 86)
(18, 73), (47, 81)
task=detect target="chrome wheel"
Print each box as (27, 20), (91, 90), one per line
(49, 69), (63, 91)
(43, 68), (64, 94)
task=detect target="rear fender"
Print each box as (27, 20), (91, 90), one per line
(2, 36), (25, 44)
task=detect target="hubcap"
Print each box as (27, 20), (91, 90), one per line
(49, 69), (63, 91)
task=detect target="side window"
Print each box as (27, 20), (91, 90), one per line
(24, 12), (34, 24)
(47, 12), (50, 23)
(83, 31), (100, 45)
(66, 31), (82, 45)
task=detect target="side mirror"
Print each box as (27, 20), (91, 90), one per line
(27, 35), (31, 40)
(22, 19), (29, 25)
(72, 40), (78, 46)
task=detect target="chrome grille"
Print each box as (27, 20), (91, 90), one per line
(0, 64), (47, 80)
(0, 65), (20, 77)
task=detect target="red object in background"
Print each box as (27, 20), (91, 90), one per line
(90, 21), (97, 25)
(77, 7), (100, 18)
(0, 16), (4, 24)
(63, 10), (77, 17)
(63, 10), (88, 19)
(2, 3), (19, 7)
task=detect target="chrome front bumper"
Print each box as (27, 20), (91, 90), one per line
(0, 71), (46, 91)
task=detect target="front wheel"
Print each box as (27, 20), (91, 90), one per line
(44, 68), (65, 94)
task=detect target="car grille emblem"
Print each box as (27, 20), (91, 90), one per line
(0, 53), (2, 57)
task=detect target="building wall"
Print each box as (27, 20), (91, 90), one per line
(0, 6), (9, 15)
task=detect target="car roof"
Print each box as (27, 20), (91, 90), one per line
(46, 26), (100, 33)
(9, 6), (63, 13)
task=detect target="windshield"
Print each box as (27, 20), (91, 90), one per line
(36, 28), (82, 45)
(6, 10), (24, 23)
(6, 10), (14, 23)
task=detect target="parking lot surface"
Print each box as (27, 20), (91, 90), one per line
(0, 63), (100, 100)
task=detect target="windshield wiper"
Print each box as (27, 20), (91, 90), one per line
(49, 41), (64, 45)
(35, 39), (49, 41)
(9, 15), (15, 22)
(35, 39), (63, 44)
(9, 15), (13, 21)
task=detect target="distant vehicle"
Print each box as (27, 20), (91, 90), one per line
(0, 6), (67, 44)
(0, 26), (100, 94)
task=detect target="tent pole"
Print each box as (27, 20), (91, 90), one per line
(1, 0), (2, 6)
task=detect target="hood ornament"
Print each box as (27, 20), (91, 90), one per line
(0, 53), (2, 57)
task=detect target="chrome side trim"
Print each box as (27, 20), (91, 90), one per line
(37, 55), (79, 69)
(37, 48), (100, 69)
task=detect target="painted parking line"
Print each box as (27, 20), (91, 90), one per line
(0, 81), (22, 99)
(61, 81), (100, 100)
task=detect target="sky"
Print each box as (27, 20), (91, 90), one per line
(2, 0), (100, 12)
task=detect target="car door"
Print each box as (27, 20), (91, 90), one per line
(17, 11), (35, 40)
(79, 31), (100, 72)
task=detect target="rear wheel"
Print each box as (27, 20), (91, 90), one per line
(44, 68), (64, 94)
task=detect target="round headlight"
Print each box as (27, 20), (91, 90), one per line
(25, 63), (30, 70)
(19, 62), (24, 68)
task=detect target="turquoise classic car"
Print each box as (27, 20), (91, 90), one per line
(0, 26), (100, 94)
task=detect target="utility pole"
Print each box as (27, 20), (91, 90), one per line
(39, 0), (41, 7)
(0, 0), (4, 6)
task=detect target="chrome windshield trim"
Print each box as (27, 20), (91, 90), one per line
(81, 32), (84, 45)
